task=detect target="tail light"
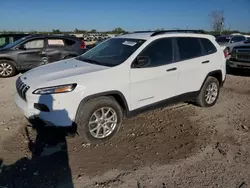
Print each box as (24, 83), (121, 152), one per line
(80, 41), (85, 49)
(224, 48), (229, 58)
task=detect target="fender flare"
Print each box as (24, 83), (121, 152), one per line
(76, 90), (130, 115)
(200, 70), (223, 91)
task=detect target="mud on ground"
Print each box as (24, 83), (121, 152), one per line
(0, 73), (250, 188)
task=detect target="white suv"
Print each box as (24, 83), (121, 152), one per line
(15, 30), (226, 143)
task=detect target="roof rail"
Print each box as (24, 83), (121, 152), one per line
(151, 30), (206, 36)
(132, 31), (153, 33)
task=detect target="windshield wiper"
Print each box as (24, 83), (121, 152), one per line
(76, 57), (112, 67)
(76, 57), (102, 65)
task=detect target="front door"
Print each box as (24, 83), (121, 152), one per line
(17, 38), (46, 70)
(130, 38), (178, 110)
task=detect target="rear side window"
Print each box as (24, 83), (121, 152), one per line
(138, 38), (173, 67)
(177, 37), (202, 61)
(200, 38), (217, 55)
(48, 39), (65, 47)
(64, 39), (76, 46)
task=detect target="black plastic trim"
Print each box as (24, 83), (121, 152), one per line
(34, 103), (50, 112)
(79, 90), (130, 113)
(151, 30), (206, 37)
(200, 70), (223, 89)
(127, 91), (199, 118)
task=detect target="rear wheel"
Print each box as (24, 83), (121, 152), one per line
(0, 60), (17, 78)
(195, 76), (220, 107)
(75, 96), (123, 144)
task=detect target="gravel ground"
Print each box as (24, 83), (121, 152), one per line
(0, 72), (250, 188)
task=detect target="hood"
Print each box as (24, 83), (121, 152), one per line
(20, 58), (109, 86)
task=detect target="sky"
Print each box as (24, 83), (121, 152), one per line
(1, 0), (250, 32)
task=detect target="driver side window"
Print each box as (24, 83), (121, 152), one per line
(137, 38), (173, 68)
(23, 39), (44, 49)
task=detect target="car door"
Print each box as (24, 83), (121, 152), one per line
(130, 38), (178, 110)
(17, 38), (46, 69)
(175, 37), (214, 95)
(45, 38), (65, 63)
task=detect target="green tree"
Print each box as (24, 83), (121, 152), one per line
(52, 29), (61, 34)
(112, 27), (125, 34)
(90, 29), (97, 33)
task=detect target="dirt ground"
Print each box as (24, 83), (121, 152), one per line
(0, 71), (250, 188)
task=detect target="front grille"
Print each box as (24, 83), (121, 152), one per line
(16, 77), (30, 101)
(237, 54), (250, 61)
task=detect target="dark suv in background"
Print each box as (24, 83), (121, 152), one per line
(0, 35), (87, 77)
(0, 34), (29, 48)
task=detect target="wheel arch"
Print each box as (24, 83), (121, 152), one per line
(0, 57), (19, 69)
(200, 70), (223, 91)
(76, 91), (130, 117)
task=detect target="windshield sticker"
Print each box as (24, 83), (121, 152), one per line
(122, 41), (137, 46)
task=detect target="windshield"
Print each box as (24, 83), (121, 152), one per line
(3, 36), (28, 49)
(77, 38), (145, 67)
(216, 36), (231, 43)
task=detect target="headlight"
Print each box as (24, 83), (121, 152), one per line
(33, 84), (77, 95)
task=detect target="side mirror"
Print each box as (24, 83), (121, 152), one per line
(18, 44), (26, 50)
(134, 56), (150, 68)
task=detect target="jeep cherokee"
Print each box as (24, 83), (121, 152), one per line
(15, 30), (226, 143)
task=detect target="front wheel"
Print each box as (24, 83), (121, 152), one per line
(75, 96), (123, 144)
(195, 76), (220, 107)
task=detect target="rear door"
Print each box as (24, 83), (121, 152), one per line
(45, 38), (66, 63)
(175, 37), (214, 95)
(17, 38), (46, 69)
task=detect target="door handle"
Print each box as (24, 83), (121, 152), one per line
(202, 60), (210, 64)
(166, 67), (177, 72)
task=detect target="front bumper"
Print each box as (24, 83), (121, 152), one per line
(15, 93), (75, 127)
(228, 60), (250, 69)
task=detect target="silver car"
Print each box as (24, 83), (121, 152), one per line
(216, 35), (247, 55)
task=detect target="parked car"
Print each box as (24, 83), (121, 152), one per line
(0, 33), (29, 48)
(228, 42), (250, 71)
(244, 35), (250, 41)
(216, 35), (247, 57)
(15, 30), (226, 143)
(0, 35), (87, 77)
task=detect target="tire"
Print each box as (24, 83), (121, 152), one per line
(75, 96), (123, 144)
(195, 76), (220, 107)
(0, 60), (17, 78)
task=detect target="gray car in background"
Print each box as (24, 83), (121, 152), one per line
(216, 35), (247, 56)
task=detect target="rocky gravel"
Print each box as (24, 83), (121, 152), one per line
(0, 72), (250, 188)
